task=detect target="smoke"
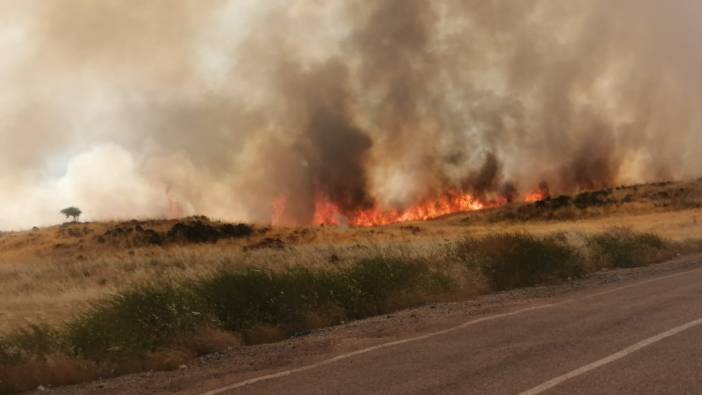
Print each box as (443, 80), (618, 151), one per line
(1, 0), (702, 229)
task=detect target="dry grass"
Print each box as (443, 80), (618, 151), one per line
(0, 357), (94, 394)
(1, 179), (702, 336)
(457, 208), (702, 241)
(1, 225), (700, 392)
(0, 228), (459, 333)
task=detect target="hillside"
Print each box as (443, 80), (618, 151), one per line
(3, 179), (702, 262)
(2, 179), (702, 393)
(1, 179), (701, 335)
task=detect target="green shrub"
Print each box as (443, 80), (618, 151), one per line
(198, 259), (453, 332)
(66, 285), (206, 360)
(198, 267), (332, 333)
(587, 228), (667, 268)
(335, 258), (453, 318)
(0, 258), (442, 365)
(457, 233), (584, 291)
(0, 324), (64, 364)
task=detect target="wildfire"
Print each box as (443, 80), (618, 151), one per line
(165, 187), (183, 218)
(273, 185), (551, 228)
(311, 189), (503, 227)
(524, 181), (551, 203)
(524, 192), (547, 203)
(271, 195), (288, 226)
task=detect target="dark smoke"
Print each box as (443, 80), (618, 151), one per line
(462, 153), (503, 198)
(277, 60), (374, 224)
(2, 1), (702, 228)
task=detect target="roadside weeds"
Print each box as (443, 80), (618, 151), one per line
(1, 228), (700, 394)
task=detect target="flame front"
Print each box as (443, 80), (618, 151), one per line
(524, 192), (547, 203)
(310, 189), (504, 227)
(270, 185), (556, 227)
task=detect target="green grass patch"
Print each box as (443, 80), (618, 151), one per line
(0, 324), (64, 365)
(199, 258), (454, 336)
(457, 233), (584, 291)
(65, 285), (207, 360)
(198, 267), (333, 334)
(587, 228), (668, 268)
(333, 258), (454, 318)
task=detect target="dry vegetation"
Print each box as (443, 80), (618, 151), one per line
(1, 180), (702, 393)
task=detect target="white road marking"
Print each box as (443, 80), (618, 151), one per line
(200, 304), (559, 395)
(519, 316), (702, 395)
(200, 265), (702, 395)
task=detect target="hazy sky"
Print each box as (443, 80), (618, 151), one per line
(1, 1), (701, 229)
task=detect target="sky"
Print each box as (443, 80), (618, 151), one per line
(1, 0), (701, 229)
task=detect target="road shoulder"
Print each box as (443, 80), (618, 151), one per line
(40, 254), (702, 395)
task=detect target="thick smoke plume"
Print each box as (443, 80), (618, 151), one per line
(1, 0), (702, 229)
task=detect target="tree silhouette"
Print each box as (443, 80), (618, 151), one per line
(60, 207), (82, 222)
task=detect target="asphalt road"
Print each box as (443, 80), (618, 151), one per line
(202, 265), (702, 395)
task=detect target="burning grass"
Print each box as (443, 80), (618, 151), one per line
(1, 229), (699, 393)
(310, 189), (503, 227)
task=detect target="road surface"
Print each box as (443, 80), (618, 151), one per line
(200, 263), (702, 395)
(48, 257), (702, 395)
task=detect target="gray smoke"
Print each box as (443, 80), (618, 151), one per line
(1, 0), (701, 229)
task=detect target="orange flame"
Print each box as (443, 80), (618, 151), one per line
(165, 187), (183, 218)
(271, 195), (288, 226)
(312, 193), (345, 226)
(524, 192), (547, 203)
(271, 183), (556, 227)
(310, 189), (504, 227)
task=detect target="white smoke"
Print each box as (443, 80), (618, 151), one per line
(1, 1), (702, 229)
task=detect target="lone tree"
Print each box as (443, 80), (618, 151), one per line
(60, 207), (82, 222)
